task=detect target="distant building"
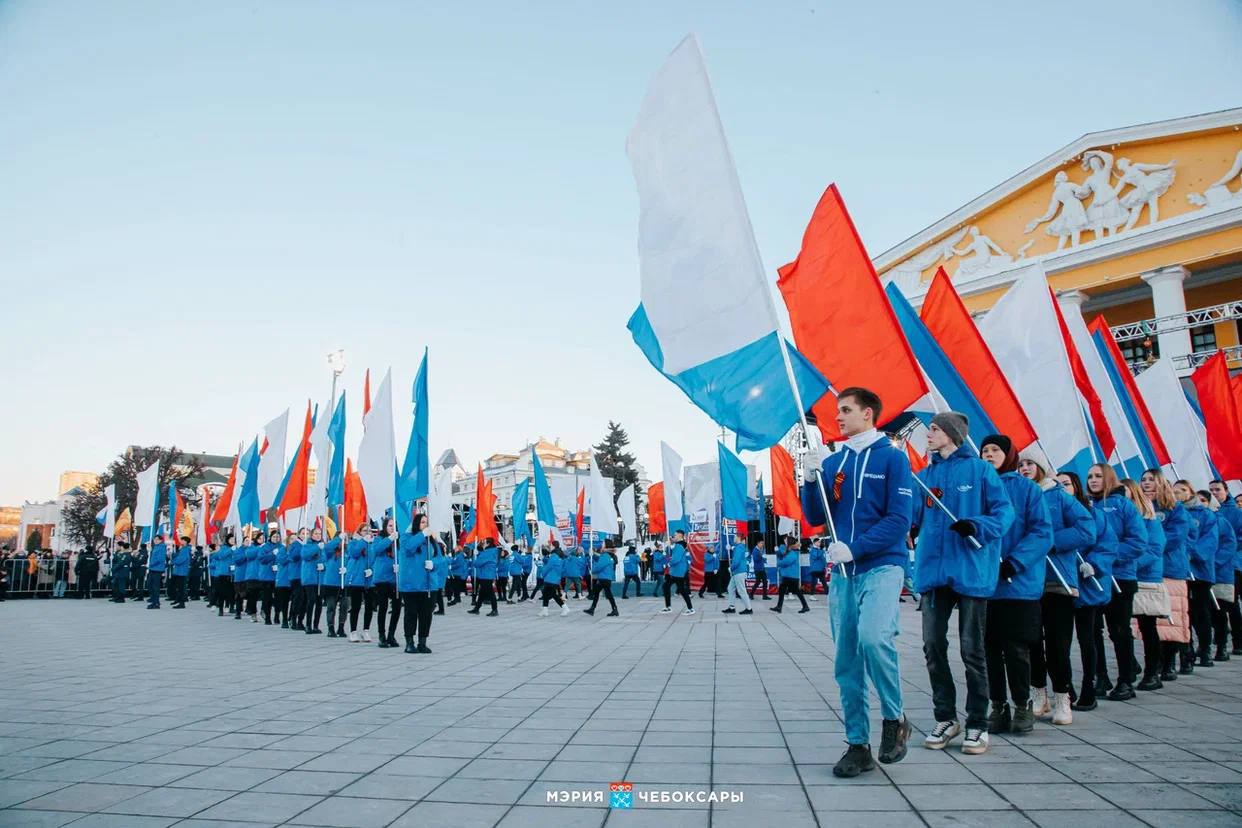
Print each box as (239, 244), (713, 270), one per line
(17, 486), (88, 554)
(58, 471), (98, 496)
(124, 446), (234, 487)
(0, 505), (21, 548)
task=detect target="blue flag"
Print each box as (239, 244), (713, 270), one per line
(756, 476), (767, 534)
(237, 438), (262, 527)
(531, 449), (556, 526)
(512, 478), (531, 544)
(398, 348), (430, 505)
(718, 442), (749, 522)
(326, 392), (347, 508)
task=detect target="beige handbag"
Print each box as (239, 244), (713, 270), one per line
(1132, 580), (1171, 618)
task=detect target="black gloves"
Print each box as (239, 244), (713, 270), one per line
(999, 559), (1017, 580)
(949, 520), (977, 539)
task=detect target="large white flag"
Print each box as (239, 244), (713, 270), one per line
(357, 368), (395, 520)
(660, 441), (684, 524)
(134, 461), (161, 528)
(195, 486), (210, 546)
(257, 409), (289, 513)
(587, 454), (619, 535)
(1135, 358), (1215, 489)
(684, 462), (721, 535)
(617, 483), (637, 543)
(427, 467), (455, 536)
(306, 399), (332, 521)
(102, 484), (116, 538)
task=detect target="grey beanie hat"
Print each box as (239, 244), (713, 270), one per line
(931, 411), (969, 447)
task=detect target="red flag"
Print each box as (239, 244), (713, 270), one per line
(647, 482), (667, 535)
(1191, 353), (1242, 480)
(471, 466), (501, 543)
(173, 488), (186, 543)
(277, 402), (314, 516)
(921, 268), (1038, 451)
(1087, 316), (1171, 466)
(574, 486), (586, 545)
(343, 459), (368, 533)
(769, 445), (803, 521)
(904, 439), (928, 473)
(777, 184), (927, 440)
(1233, 375), (1242, 438)
(1049, 290), (1116, 460)
(363, 369), (372, 417)
(210, 452), (239, 524)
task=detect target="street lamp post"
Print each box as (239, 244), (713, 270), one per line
(326, 348), (346, 408)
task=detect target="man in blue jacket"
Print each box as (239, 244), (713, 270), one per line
(146, 533), (168, 609)
(169, 538), (191, 608)
(621, 546), (642, 598)
(802, 387), (914, 777)
(661, 530), (694, 615)
(1211, 480), (1242, 656)
(698, 547), (718, 598)
(912, 412), (1015, 757)
(722, 536), (753, 615)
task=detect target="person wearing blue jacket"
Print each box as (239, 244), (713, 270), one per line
(169, 539), (191, 608)
(979, 435), (1052, 737)
(799, 387), (915, 775)
(432, 538), (449, 614)
(660, 530), (695, 615)
(1020, 447), (1093, 727)
(344, 526), (372, 642)
(300, 527), (327, 634)
(749, 541), (770, 600)
(468, 538), (500, 616)
(212, 538), (234, 617)
(1058, 471), (1113, 710)
(537, 546), (570, 616)
(584, 546), (619, 616)
(448, 547), (468, 606)
(397, 514), (440, 652)
(371, 520), (399, 648)
(1086, 463), (1148, 702)
(651, 544), (667, 595)
(1175, 481), (1216, 668)
(1120, 480), (1166, 691)
(1142, 470), (1192, 680)
(145, 534), (169, 610)
(698, 548), (718, 598)
(287, 531), (305, 630)
(770, 538), (809, 614)
(1210, 480), (1242, 657)
(320, 532), (347, 638)
(565, 548), (586, 599)
(913, 412), (1014, 757)
(807, 541), (828, 599)
(722, 537), (754, 614)
(254, 531), (278, 625)
(621, 547), (641, 598)
(273, 533), (293, 628)
(1207, 492), (1238, 661)
(496, 546), (513, 605)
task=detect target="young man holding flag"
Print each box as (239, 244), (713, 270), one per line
(802, 387), (915, 778)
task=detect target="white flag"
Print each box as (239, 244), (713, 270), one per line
(134, 462), (161, 528)
(427, 467), (455, 536)
(195, 486), (210, 546)
(617, 483), (637, 543)
(587, 454), (619, 535)
(257, 409), (289, 513)
(102, 483), (116, 538)
(684, 462), (721, 535)
(306, 399), (332, 521)
(660, 441), (684, 524)
(357, 368), (396, 520)
(1135, 359), (1215, 490)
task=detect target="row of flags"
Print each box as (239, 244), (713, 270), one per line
(626, 35), (1242, 506)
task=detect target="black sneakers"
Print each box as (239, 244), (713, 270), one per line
(878, 716), (910, 764)
(987, 702), (1012, 735)
(832, 744), (876, 778)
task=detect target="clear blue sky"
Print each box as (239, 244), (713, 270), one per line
(2, 0), (1239, 503)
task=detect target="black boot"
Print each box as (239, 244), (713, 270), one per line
(832, 744), (875, 778)
(486, 609), (498, 617)
(1198, 652), (1214, 667)
(1071, 685), (1097, 711)
(336, 625), (345, 638)
(327, 627), (337, 638)
(1214, 646), (1230, 662)
(878, 716), (910, 764)
(404, 636), (417, 653)
(281, 620), (289, 629)
(987, 701), (1012, 734)
(1136, 674), (1162, 691)
(417, 636), (432, 654)
(1094, 676), (1112, 695)
(1106, 682), (1136, 701)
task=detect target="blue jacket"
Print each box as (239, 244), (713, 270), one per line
(256, 543), (277, 583)
(1218, 499), (1242, 573)
(1093, 492), (1147, 581)
(776, 545), (800, 579)
(369, 536), (395, 585)
(475, 545), (499, 580)
(1157, 503), (1192, 581)
(751, 547), (766, 574)
(450, 551), (468, 578)
(432, 548), (448, 590)
(1185, 502), (1218, 583)
(912, 445), (1015, 598)
(623, 552), (639, 575)
(323, 537), (345, 586)
(171, 546), (190, 576)
(216, 545), (234, 578)
(668, 542), (690, 578)
(592, 552), (616, 581)
(1215, 516), (1237, 585)
(1137, 516), (1165, 582)
(1077, 505), (1117, 607)
(703, 551), (718, 575)
(299, 540), (324, 585)
(275, 544), (293, 587)
(991, 472), (1052, 601)
(569, 552), (587, 578)
(245, 543), (262, 582)
(1040, 483), (1093, 595)
(802, 432), (915, 576)
(230, 543), (250, 580)
(521, 552), (533, 574)
(207, 546), (223, 577)
(397, 531), (435, 592)
(287, 541), (303, 583)
(808, 544), (826, 573)
(148, 543), (168, 573)
(542, 552), (565, 583)
(653, 549), (667, 573)
(730, 542), (749, 576)
(345, 540), (370, 587)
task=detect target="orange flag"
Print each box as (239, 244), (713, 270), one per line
(769, 445), (803, 522)
(574, 486), (585, 544)
(904, 439), (928, 474)
(647, 482), (667, 535)
(363, 369), (372, 417)
(211, 452), (239, 525)
(343, 459), (368, 533)
(277, 402), (314, 516)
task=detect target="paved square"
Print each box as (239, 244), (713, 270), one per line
(2, 593), (1241, 827)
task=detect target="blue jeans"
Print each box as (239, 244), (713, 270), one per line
(829, 563), (904, 745)
(147, 571), (163, 606)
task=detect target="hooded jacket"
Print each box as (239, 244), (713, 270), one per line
(668, 542), (690, 578)
(991, 472), (1052, 601)
(1214, 515), (1237, 585)
(1137, 516), (1165, 582)
(256, 542), (277, 583)
(541, 552), (565, 584)
(171, 545), (190, 577)
(1076, 505), (1117, 607)
(592, 552), (616, 582)
(1039, 481), (1094, 595)
(1184, 502), (1218, 583)
(397, 531), (435, 592)
(1156, 502), (1192, 581)
(345, 539), (370, 587)
(369, 536), (396, 585)
(275, 543), (293, 588)
(1092, 491), (1147, 581)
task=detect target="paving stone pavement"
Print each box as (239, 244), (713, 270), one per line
(2, 592), (1241, 827)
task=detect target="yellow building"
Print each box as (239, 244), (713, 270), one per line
(58, 470), (99, 496)
(877, 108), (1242, 376)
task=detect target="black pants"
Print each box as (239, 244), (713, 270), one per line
(245, 583), (259, 616)
(1102, 579), (1138, 684)
(698, 570), (715, 597)
(1074, 605), (1100, 702)
(302, 583), (323, 629)
(1189, 580), (1214, 656)
(1212, 600), (1233, 654)
(922, 587), (988, 729)
(289, 579), (303, 625)
(274, 586), (291, 623)
(750, 570), (769, 598)
(588, 579), (617, 613)
(663, 574), (692, 610)
(166, 574), (184, 604)
(401, 591), (435, 640)
(213, 575), (232, 615)
(112, 575), (129, 602)
(497, 576), (509, 601)
(985, 598), (1040, 706)
(188, 570), (202, 600)
(233, 579), (247, 616)
(1031, 593), (1075, 694)
(258, 581), (275, 621)
(774, 577), (808, 611)
(323, 585), (348, 631)
(446, 575), (464, 603)
(473, 580), (498, 612)
(76, 577), (93, 599)
(348, 586), (374, 631)
(621, 574), (641, 597)
(541, 583), (564, 607)
(375, 583), (400, 639)
(1136, 614), (1162, 679)
(509, 574), (529, 600)
(1231, 573), (1242, 649)
(808, 570), (828, 596)
(146, 571), (163, 606)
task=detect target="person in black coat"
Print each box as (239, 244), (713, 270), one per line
(74, 548), (100, 598)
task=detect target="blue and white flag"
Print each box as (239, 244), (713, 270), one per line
(626, 35), (828, 452)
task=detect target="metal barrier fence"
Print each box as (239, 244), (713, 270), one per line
(0, 557), (210, 601)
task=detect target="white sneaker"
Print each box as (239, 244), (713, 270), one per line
(538, 607), (549, 617)
(1051, 692), (1073, 726)
(962, 728), (989, 755)
(1031, 687), (1050, 718)
(559, 605), (570, 617)
(684, 608), (696, 615)
(923, 720), (961, 749)
(361, 630), (372, 642)
(808, 595), (818, 601)
(660, 607), (673, 613)
(347, 631), (359, 643)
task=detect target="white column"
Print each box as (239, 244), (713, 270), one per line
(1141, 265), (1193, 376)
(1057, 289), (1088, 312)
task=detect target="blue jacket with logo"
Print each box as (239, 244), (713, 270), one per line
(912, 445), (1015, 598)
(702, 551), (717, 576)
(208, 546), (224, 577)
(808, 544), (827, 574)
(299, 540), (323, 585)
(397, 531), (434, 592)
(802, 433), (915, 577)
(1093, 492), (1147, 581)
(751, 547), (766, 574)
(256, 543), (277, 583)
(991, 472), (1052, 601)
(730, 542), (749, 576)
(1215, 516), (1237, 585)
(653, 549), (667, 573)
(592, 552), (615, 581)
(216, 545), (234, 578)
(521, 552), (533, 574)
(668, 542), (690, 578)
(1157, 503), (1192, 581)
(1185, 502), (1217, 583)
(1077, 505), (1117, 607)
(1137, 516), (1165, 582)
(1040, 482), (1094, 595)
(623, 552), (639, 576)
(171, 545), (190, 576)
(345, 540), (369, 587)
(369, 536), (396, 585)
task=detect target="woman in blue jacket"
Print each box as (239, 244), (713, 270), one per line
(398, 514), (439, 653)
(1141, 470), (1192, 680)
(371, 520), (399, 648)
(1176, 480), (1218, 667)
(621, 547), (642, 598)
(980, 436), (1053, 736)
(1057, 471), (1112, 711)
(537, 546), (570, 616)
(274, 533), (292, 628)
(469, 539), (500, 616)
(300, 527), (326, 635)
(255, 531), (279, 625)
(770, 536), (809, 614)
(1207, 491), (1238, 662)
(1020, 448), (1093, 727)
(661, 530), (696, 615)
(1086, 463), (1147, 702)
(1121, 480), (1166, 691)
(212, 539), (234, 618)
(585, 546), (619, 616)
(287, 531), (305, 631)
(344, 525), (372, 642)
